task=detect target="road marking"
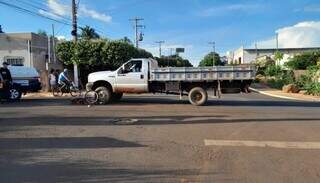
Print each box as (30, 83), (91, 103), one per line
(249, 87), (320, 102)
(204, 139), (320, 149)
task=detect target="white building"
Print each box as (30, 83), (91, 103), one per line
(0, 32), (62, 72)
(227, 46), (320, 65)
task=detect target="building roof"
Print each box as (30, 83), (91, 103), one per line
(244, 47), (320, 52)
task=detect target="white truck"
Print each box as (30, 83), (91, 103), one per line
(86, 58), (256, 106)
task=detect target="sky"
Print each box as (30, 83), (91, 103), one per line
(0, 0), (320, 66)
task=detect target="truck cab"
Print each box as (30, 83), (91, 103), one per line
(87, 58), (155, 104)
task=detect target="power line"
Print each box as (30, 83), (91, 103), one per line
(13, 0), (72, 22)
(0, 0), (71, 26)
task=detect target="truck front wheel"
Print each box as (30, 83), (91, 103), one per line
(188, 87), (208, 106)
(95, 86), (112, 105)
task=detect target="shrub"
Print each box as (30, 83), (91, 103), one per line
(265, 65), (282, 77)
(305, 82), (320, 96)
(285, 51), (320, 70)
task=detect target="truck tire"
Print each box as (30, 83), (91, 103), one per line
(112, 93), (123, 102)
(95, 86), (112, 105)
(188, 87), (208, 106)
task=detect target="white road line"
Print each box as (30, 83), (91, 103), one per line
(204, 139), (320, 149)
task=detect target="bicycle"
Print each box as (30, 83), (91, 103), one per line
(52, 81), (81, 97)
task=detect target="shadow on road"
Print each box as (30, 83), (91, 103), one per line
(1, 115), (320, 126)
(0, 137), (144, 149)
(0, 152), (214, 183)
(1, 97), (320, 108)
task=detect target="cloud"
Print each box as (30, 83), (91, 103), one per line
(47, 0), (70, 16)
(79, 5), (112, 23)
(253, 21), (320, 48)
(39, 0), (112, 23)
(199, 3), (261, 17)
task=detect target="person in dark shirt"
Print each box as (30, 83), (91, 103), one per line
(0, 62), (12, 99)
(0, 62), (12, 82)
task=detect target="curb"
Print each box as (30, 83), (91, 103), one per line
(249, 87), (319, 102)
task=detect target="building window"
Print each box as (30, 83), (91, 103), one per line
(5, 57), (24, 66)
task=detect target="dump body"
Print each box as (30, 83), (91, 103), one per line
(150, 65), (256, 82)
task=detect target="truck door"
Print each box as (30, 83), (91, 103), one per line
(115, 60), (148, 93)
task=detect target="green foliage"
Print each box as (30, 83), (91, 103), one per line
(199, 52), (223, 66)
(274, 51), (284, 61)
(80, 25), (100, 40)
(37, 29), (47, 37)
(56, 39), (153, 70)
(305, 82), (320, 96)
(255, 56), (275, 75)
(267, 79), (285, 89)
(265, 65), (282, 77)
(118, 36), (133, 44)
(294, 65), (320, 93)
(155, 55), (193, 67)
(56, 41), (75, 65)
(285, 51), (320, 70)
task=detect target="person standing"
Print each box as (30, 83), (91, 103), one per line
(0, 62), (12, 98)
(48, 69), (57, 91)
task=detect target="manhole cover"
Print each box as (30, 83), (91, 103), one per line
(113, 118), (139, 125)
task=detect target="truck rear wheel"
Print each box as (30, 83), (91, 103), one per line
(95, 86), (112, 105)
(188, 87), (208, 106)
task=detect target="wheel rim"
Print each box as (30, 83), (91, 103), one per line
(191, 92), (202, 103)
(10, 89), (19, 99)
(85, 91), (98, 104)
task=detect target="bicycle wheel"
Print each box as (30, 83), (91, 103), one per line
(85, 90), (98, 104)
(52, 86), (63, 97)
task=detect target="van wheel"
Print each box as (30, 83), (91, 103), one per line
(95, 86), (111, 105)
(112, 93), (123, 102)
(10, 88), (22, 100)
(188, 87), (207, 106)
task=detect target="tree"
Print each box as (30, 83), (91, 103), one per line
(37, 29), (47, 37)
(199, 52), (223, 66)
(274, 51), (284, 66)
(285, 51), (320, 70)
(119, 36), (133, 44)
(0, 25), (4, 33)
(80, 25), (100, 40)
(155, 55), (193, 67)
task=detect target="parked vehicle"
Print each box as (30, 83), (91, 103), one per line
(8, 66), (41, 99)
(86, 58), (256, 105)
(0, 71), (21, 100)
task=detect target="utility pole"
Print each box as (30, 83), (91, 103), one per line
(155, 41), (164, 57)
(72, 0), (79, 87)
(52, 24), (56, 63)
(255, 42), (258, 59)
(129, 17), (144, 48)
(169, 48), (175, 56)
(276, 33), (279, 50)
(208, 41), (215, 66)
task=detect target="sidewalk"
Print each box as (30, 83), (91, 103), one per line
(250, 83), (320, 102)
(24, 92), (70, 99)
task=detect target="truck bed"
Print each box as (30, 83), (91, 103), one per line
(150, 65), (256, 81)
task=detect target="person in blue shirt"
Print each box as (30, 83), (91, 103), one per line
(58, 69), (71, 88)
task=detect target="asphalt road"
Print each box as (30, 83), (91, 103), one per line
(1, 93), (320, 183)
